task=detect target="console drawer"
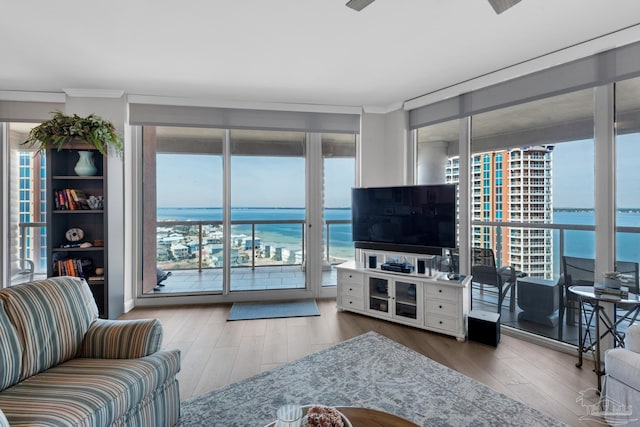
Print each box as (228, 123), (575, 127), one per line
(425, 299), (458, 316)
(425, 314), (459, 333)
(339, 294), (364, 310)
(341, 282), (363, 297)
(425, 285), (459, 302)
(338, 270), (364, 285)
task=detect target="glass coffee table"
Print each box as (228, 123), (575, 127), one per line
(266, 406), (419, 427)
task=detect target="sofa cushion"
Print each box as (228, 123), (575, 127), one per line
(0, 350), (181, 427)
(0, 300), (22, 391)
(605, 347), (640, 391)
(0, 277), (98, 381)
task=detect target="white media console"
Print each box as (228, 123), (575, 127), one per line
(336, 255), (470, 341)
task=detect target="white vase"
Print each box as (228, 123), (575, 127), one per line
(74, 150), (97, 176)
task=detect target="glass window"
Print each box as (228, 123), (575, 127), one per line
(322, 133), (356, 281)
(230, 129), (306, 291)
(143, 126), (224, 294)
(467, 89), (594, 346)
(615, 77), (640, 274)
(7, 123), (47, 282)
(470, 89), (594, 280)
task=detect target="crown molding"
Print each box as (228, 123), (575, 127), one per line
(63, 88), (124, 98)
(126, 94), (362, 115)
(362, 102), (403, 114)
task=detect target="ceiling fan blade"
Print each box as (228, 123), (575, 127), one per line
(487, 0), (522, 14)
(346, 0), (376, 12)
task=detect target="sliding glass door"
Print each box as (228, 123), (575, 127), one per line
(140, 125), (357, 298)
(229, 130), (307, 292)
(142, 126), (224, 294)
(322, 133), (356, 287)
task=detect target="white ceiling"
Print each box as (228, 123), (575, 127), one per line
(3, 0), (640, 110)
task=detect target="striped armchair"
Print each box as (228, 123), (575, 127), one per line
(0, 277), (181, 427)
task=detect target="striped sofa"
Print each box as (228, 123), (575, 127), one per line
(0, 277), (181, 427)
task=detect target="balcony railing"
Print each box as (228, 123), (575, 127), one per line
(157, 218), (355, 272)
(18, 222), (46, 274)
(18, 218), (356, 275)
(18, 217), (640, 278)
(473, 220), (640, 277)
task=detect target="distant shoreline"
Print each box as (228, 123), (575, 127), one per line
(158, 207), (352, 210)
(160, 207), (640, 212)
(555, 207), (640, 213)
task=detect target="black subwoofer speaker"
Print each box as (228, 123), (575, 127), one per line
(468, 310), (500, 347)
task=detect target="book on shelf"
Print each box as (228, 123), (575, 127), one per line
(54, 189), (93, 210)
(54, 258), (85, 278)
(88, 276), (105, 282)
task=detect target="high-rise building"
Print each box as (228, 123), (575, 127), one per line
(446, 146), (553, 279)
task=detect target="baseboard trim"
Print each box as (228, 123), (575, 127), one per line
(503, 324), (594, 362)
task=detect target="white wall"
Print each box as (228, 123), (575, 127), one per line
(359, 109), (410, 187)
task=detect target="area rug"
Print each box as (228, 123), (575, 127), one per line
(227, 299), (320, 321)
(179, 331), (565, 426)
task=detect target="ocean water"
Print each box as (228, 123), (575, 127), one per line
(158, 207), (354, 259)
(554, 210), (640, 275)
(157, 208), (640, 265)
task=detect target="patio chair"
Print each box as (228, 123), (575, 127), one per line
(471, 248), (517, 313)
(561, 256), (595, 326)
(613, 260), (640, 324)
(561, 256), (640, 325)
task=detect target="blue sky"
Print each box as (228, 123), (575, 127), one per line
(157, 134), (640, 209)
(553, 134), (640, 208)
(156, 155), (354, 208)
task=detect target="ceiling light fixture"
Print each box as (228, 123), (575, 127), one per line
(487, 0), (522, 14)
(346, 0), (376, 12)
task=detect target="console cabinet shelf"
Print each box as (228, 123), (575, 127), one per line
(337, 260), (470, 341)
(46, 146), (110, 318)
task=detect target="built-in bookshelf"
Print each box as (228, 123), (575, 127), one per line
(46, 144), (110, 318)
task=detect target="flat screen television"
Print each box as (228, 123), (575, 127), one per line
(351, 184), (457, 255)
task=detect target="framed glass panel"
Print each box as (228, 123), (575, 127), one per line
(468, 89), (595, 345)
(322, 132), (356, 286)
(143, 126), (224, 294)
(7, 123), (47, 284)
(229, 130), (306, 291)
(615, 77), (640, 291)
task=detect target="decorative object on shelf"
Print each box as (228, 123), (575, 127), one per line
(65, 227), (84, 242)
(74, 150), (98, 176)
(87, 195), (104, 210)
(21, 111), (123, 156)
(603, 271), (622, 289)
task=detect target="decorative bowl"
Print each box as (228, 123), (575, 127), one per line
(300, 405), (352, 427)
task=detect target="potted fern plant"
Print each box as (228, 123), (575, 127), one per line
(22, 111), (123, 156)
